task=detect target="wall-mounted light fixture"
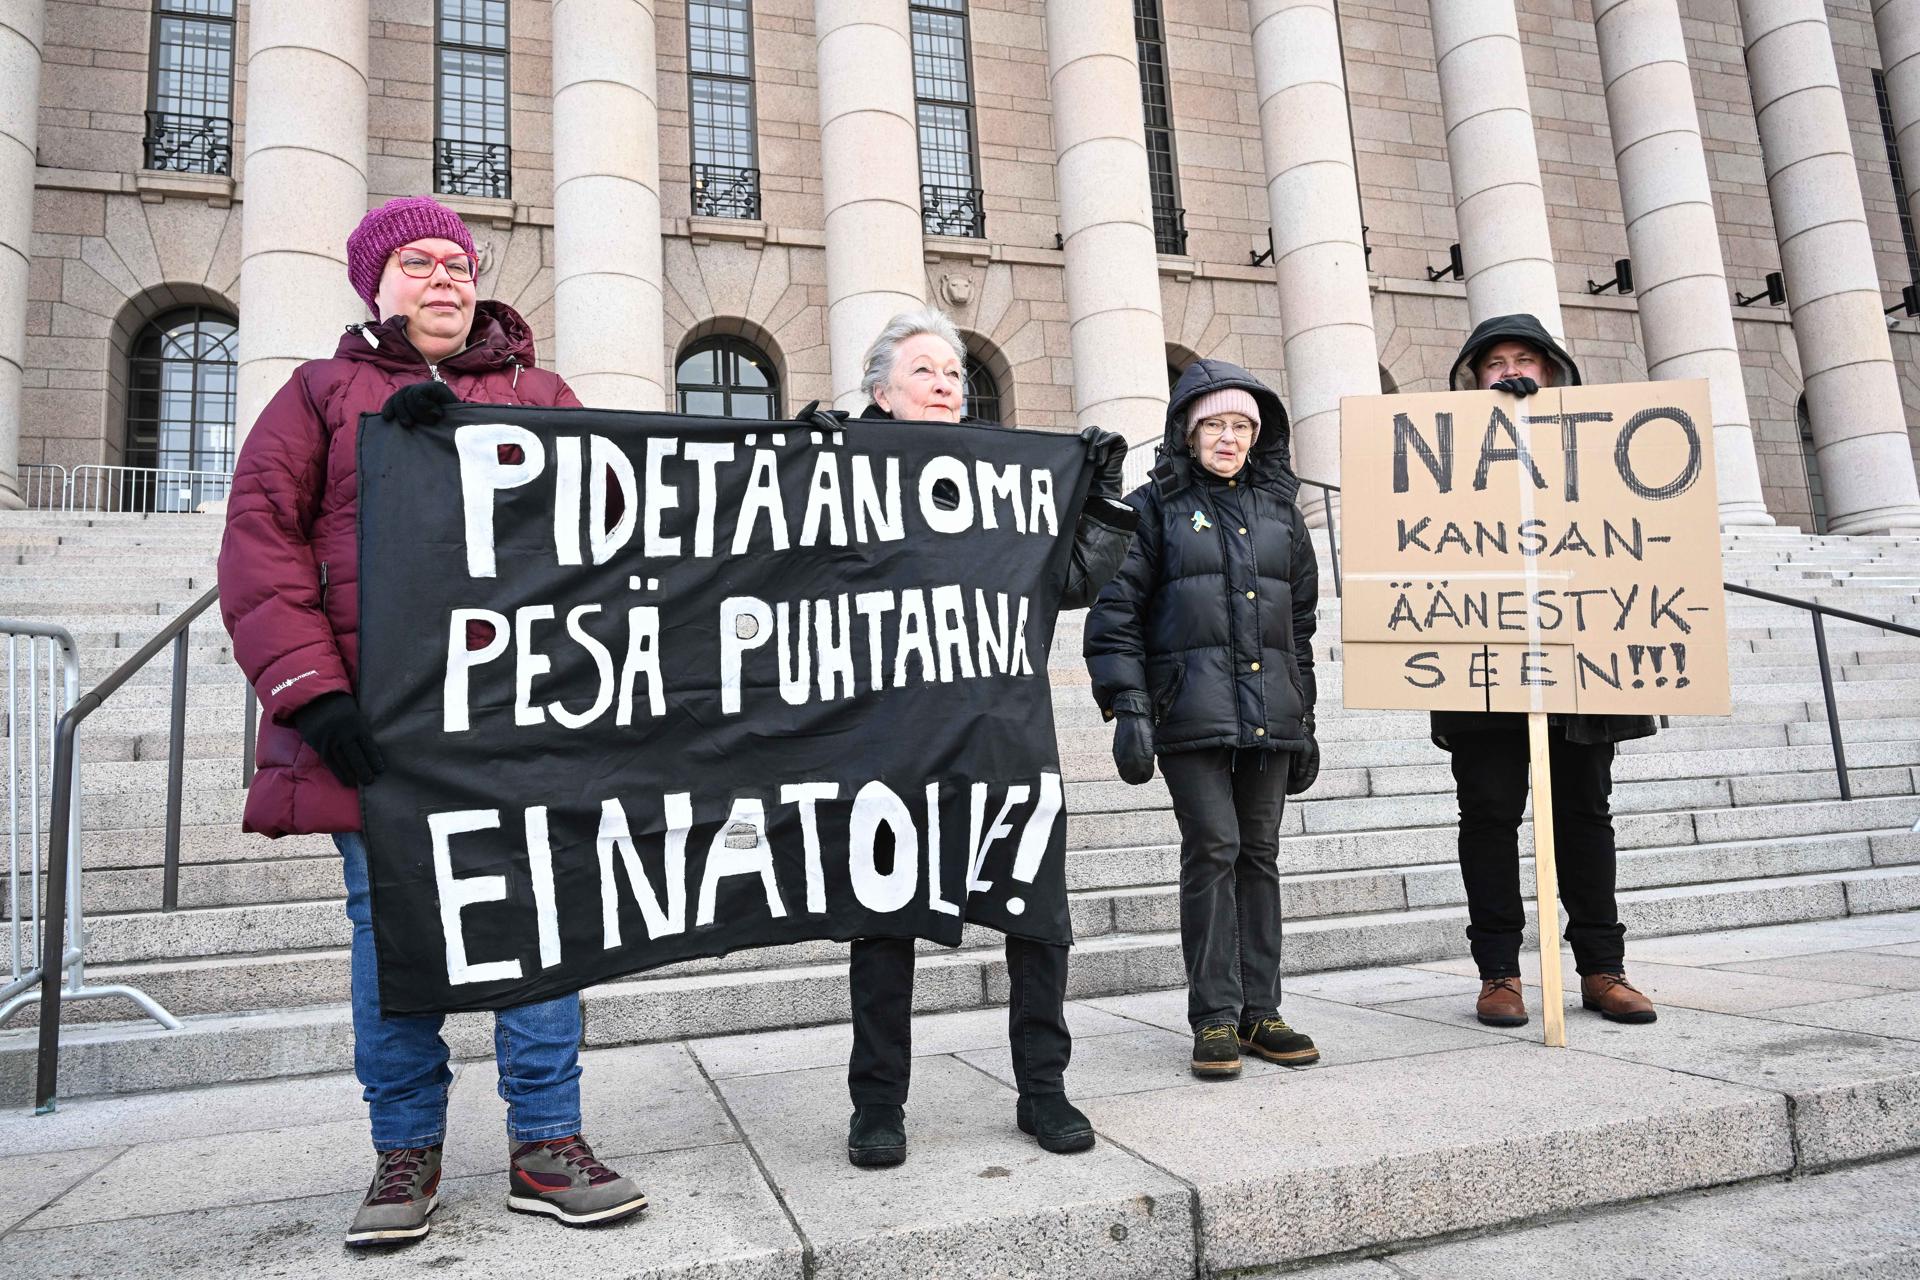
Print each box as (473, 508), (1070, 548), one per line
(1586, 257), (1633, 295)
(1885, 283), (1920, 318)
(1426, 242), (1463, 282)
(1734, 271), (1786, 308)
(1250, 228), (1274, 268)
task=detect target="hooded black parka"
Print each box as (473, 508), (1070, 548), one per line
(1432, 313), (1657, 749)
(1084, 360), (1318, 755)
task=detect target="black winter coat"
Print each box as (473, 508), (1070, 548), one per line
(1084, 360), (1318, 755)
(1431, 313), (1657, 750)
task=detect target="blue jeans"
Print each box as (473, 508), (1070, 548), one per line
(335, 833), (583, 1150)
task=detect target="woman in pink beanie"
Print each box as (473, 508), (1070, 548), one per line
(217, 196), (645, 1247)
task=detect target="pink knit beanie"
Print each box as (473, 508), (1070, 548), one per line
(1186, 388), (1262, 436)
(346, 196), (479, 315)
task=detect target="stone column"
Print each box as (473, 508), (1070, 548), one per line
(1251, 0), (1379, 493)
(814, 0), (924, 407)
(234, 0), (370, 444)
(1428, 0), (1564, 337)
(1594, 0), (1772, 526)
(1045, 0), (1168, 451)
(1742, 0), (1920, 533)
(551, 0), (665, 410)
(1875, 1), (1920, 258)
(0, 0), (41, 507)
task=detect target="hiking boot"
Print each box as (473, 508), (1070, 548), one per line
(1476, 976), (1529, 1027)
(1016, 1093), (1096, 1154)
(345, 1145), (441, 1248)
(1582, 972), (1657, 1024)
(1190, 1022), (1242, 1078)
(847, 1103), (907, 1167)
(506, 1135), (647, 1227)
(1238, 1015), (1320, 1066)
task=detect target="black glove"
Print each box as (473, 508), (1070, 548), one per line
(1080, 426), (1128, 503)
(793, 399), (850, 433)
(1110, 690), (1156, 785)
(1288, 712), (1320, 795)
(1490, 376), (1539, 398)
(290, 692), (386, 787)
(381, 380), (459, 428)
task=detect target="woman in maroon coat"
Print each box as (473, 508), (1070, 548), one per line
(218, 197), (643, 1247)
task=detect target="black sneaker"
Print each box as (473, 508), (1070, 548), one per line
(1016, 1093), (1095, 1154)
(1190, 1022), (1242, 1078)
(847, 1104), (907, 1167)
(1239, 1015), (1320, 1066)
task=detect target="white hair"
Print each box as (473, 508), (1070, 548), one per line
(861, 307), (968, 410)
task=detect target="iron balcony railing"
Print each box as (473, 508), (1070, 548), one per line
(1153, 203), (1189, 256)
(691, 163), (762, 219)
(142, 110), (232, 176)
(435, 138), (512, 201)
(922, 184), (986, 239)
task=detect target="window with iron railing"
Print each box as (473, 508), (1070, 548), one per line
(966, 361), (1001, 424)
(145, 0), (235, 175)
(436, 0), (511, 200)
(690, 0), (762, 219)
(911, 0), (984, 238)
(1134, 0), (1186, 255)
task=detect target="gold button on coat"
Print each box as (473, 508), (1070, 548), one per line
(1250, 662), (1261, 671)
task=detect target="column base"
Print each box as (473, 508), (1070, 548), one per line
(1716, 501), (1775, 529)
(1825, 505), (1920, 536)
(0, 479), (23, 512)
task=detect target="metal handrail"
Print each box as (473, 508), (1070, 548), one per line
(1298, 478), (1341, 598)
(1722, 582), (1920, 802)
(31, 588), (226, 1111)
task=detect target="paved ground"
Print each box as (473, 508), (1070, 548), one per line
(3, 912), (1920, 1278)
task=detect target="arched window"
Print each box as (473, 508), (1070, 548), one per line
(965, 362), (1001, 423)
(126, 306), (238, 509)
(676, 336), (779, 418)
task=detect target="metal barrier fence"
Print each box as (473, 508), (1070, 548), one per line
(21, 465), (233, 514)
(1, 621), (181, 1113)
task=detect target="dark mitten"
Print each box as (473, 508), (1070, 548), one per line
(290, 692), (387, 787)
(1079, 426), (1129, 502)
(1288, 713), (1320, 795)
(381, 380), (460, 428)
(793, 399), (850, 433)
(1109, 690), (1156, 785)
(1490, 376), (1539, 398)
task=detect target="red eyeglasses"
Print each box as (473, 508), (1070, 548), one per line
(390, 248), (478, 282)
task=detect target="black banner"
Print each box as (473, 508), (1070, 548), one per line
(356, 406), (1093, 1015)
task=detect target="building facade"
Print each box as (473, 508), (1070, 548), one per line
(8, 0), (1920, 531)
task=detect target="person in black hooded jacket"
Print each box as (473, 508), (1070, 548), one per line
(1085, 359), (1322, 1080)
(1440, 314), (1659, 1030)
(825, 307), (1135, 1172)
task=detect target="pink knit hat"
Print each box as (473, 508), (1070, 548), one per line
(1186, 388), (1262, 436)
(346, 196), (479, 315)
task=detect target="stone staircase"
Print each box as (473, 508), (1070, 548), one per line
(4, 511), (1920, 1103)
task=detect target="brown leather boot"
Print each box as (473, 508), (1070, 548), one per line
(1475, 976), (1528, 1027)
(1581, 972), (1657, 1024)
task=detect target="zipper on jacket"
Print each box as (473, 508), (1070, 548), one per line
(319, 560), (330, 613)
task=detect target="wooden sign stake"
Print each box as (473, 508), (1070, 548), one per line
(1528, 711), (1568, 1048)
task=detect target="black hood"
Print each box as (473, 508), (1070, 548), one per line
(1153, 359), (1296, 501)
(1447, 313), (1582, 391)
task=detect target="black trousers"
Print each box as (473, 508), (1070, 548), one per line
(1160, 747), (1289, 1030)
(847, 935), (1071, 1105)
(1449, 727), (1626, 980)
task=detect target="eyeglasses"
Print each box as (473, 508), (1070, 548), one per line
(1196, 418), (1255, 440)
(391, 249), (477, 282)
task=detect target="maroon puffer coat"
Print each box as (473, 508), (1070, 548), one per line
(218, 301), (581, 837)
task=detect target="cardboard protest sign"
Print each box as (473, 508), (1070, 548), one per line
(355, 406), (1093, 1015)
(1338, 379), (1729, 717)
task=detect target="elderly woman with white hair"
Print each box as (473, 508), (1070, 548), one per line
(824, 307), (1136, 1168)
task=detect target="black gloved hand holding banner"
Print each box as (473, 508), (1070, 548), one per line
(356, 406), (1095, 1015)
